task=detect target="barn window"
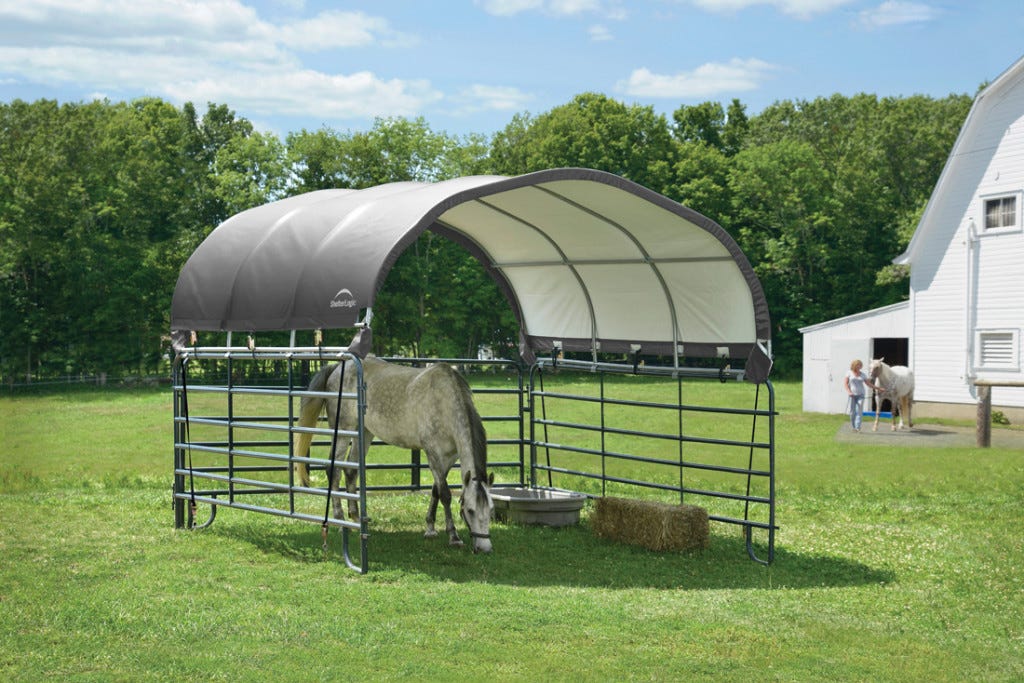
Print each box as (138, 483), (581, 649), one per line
(975, 329), (1019, 370)
(983, 194), (1019, 231)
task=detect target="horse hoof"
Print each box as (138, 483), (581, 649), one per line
(449, 539), (464, 548)
(423, 529), (438, 539)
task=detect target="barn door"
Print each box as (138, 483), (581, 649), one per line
(828, 339), (870, 414)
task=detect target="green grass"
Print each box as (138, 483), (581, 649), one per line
(2, 381), (1023, 681)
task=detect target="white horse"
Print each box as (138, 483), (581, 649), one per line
(869, 358), (914, 431)
(293, 356), (494, 553)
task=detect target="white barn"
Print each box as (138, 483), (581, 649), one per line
(803, 54), (1024, 420)
(800, 302), (909, 414)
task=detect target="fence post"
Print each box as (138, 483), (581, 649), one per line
(411, 449), (421, 488)
(976, 384), (992, 448)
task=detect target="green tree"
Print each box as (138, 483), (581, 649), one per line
(672, 98), (748, 156)
(669, 141), (732, 220)
(212, 130), (287, 215)
(182, 102), (256, 228)
(488, 93), (675, 194)
(724, 99), (749, 155)
(728, 139), (841, 349)
(285, 127), (349, 191)
(0, 98), (263, 383)
(673, 101), (725, 149)
(0, 99), (84, 381)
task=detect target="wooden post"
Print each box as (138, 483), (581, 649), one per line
(973, 379), (1024, 448)
(976, 384), (991, 448)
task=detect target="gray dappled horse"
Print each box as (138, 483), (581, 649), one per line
(869, 358), (915, 432)
(293, 356), (494, 553)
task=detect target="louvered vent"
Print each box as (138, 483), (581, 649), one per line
(978, 331), (1017, 368)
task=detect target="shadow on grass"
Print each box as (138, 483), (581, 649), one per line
(214, 516), (894, 591)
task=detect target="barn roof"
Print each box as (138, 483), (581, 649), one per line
(896, 54), (1024, 266)
(171, 168), (771, 366)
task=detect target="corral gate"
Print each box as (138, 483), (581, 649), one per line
(171, 168), (778, 573)
(172, 340), (530, 573)
(173, 343), (371, 571)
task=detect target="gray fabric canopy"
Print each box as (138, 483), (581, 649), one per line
(172, 168), (770, 365)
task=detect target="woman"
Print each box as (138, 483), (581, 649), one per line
(844, 359), (883, 432)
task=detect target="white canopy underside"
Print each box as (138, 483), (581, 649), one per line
(172, 168), (771, 363)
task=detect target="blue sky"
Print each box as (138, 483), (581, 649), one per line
(1, 0), (1022, 138)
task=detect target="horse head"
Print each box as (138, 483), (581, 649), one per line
(460, 471), (494, 554)
(868, 358), (886, 380)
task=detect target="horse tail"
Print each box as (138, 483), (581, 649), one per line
(293, 363), (333, 487)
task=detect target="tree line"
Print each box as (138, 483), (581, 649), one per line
(0, 90), (972, 384)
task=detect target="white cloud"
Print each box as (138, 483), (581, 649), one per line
(858, 1), (939, 29)
(166, 70), (441, 119)
(476, 0), (624, 18)
(588, 24), (613, 41)
(618, 58), (778, 98)
(0, 0), (435, 121)
(274, 10), (418, 50)
(688, 0), (853, 19)
(451, 84), (534, 114)
(548, 0), (604, 14)
(476, 0), (544, 16)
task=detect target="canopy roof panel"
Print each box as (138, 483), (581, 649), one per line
(172, 168), (771, 363)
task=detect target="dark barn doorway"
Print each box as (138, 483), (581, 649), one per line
(870, 337), (909, 413)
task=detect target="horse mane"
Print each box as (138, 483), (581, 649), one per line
(439, 365), (488, 475)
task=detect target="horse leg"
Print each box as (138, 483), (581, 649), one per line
(439, 477), (463, 547)
(425, 480), (461, 546)
(342, 428), (372, 521)
(326, 434), (362, 522)
(872, 394), (880, 432)
(344, 464), (359, 520)
(892, 400), (900, 431)
(425, 483), (440, 538)
(327, 438), (349, 521)
(425, 460), (463, 547)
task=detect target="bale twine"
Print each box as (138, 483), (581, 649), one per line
(591, 496), (709, 552)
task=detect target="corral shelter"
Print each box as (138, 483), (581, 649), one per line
(172, 167), (772, 373)
(169, 167), (778, 569)
(799, 302), (910, 414)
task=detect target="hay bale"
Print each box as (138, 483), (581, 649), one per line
(591, 497), (709, 552)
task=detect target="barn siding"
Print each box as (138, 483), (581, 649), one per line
(909, 64), (1024, 409)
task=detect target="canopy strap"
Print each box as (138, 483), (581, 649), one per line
(180, 357), (197, 528)
(536, 367), (553, 489)
(321, 360), (348, 551)
(743, 382), (766, 564)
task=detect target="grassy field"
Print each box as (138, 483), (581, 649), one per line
(1, 379), (1023, 681)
